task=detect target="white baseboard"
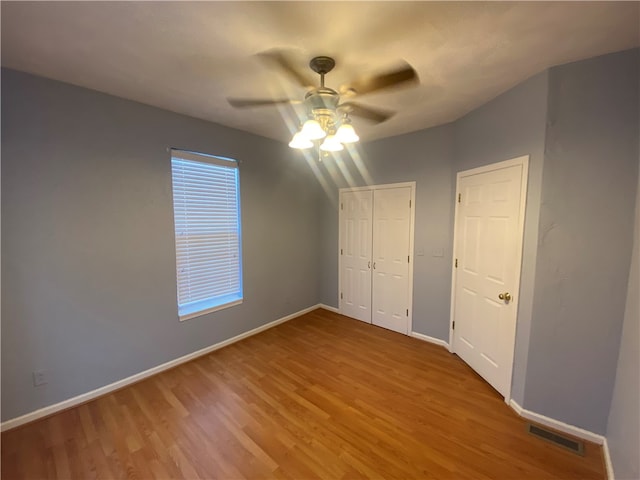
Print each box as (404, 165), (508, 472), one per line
(603, 438), (615, 480)
(508, 399), (605, 445)
(509, 399), (524, 415)
(1, 304), (320, 432)
(410, 331), (450, 349)
(318, 303), (339, 313)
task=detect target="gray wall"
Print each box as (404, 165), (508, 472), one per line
(453, 71), (549, 404)
(607, 166), (639, 480)
(317, 125), (455, 340)
(525, 49), (639, 434)
(1, 69), (321, 421)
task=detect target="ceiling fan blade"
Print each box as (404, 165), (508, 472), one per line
(340, 102), (395, 124)
(342, 62), (418, 97)
(257, 50), (315, 88)
(227, 97), (298, 108)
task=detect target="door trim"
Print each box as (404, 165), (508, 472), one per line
(449, 156), (529, 403)
(338, 182), (416, 334)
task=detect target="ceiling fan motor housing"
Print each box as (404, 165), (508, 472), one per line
(305, 87), (340, 131)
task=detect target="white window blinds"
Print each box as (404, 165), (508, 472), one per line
(171, 150), (243, 320)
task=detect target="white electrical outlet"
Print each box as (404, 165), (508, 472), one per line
(33, 370), (48, 387)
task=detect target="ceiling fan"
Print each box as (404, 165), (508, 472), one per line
(227, 51), (419, 151)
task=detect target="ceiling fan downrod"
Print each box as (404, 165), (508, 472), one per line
(309, 56), (335, 89)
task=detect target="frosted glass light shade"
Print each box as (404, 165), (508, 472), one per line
(300, 119), (326, 140)
(336, 123), (359, 143)
(288, 132), (313, 149)
(320, 134), (344, 152)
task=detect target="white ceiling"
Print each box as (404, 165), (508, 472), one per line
(2, 2), (639, 143)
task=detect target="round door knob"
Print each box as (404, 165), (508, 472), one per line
(498, 292), (512, 301)
(498, 293), (504, 300)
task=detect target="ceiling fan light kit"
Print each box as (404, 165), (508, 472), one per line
(228, 52), (419, 154)
(319, 134), (344, 152)
(335, 121), (359, 144)
(300, 118), (326, 140)
(288, 131), (314, 149)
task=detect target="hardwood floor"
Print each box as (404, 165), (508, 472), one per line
(2, 309), (604, 479)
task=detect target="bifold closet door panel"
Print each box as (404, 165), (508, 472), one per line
(340, 190), (373, 323)
(372, 187), (411, 334)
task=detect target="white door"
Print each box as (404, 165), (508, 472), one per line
(452, 157), (528, 399)
(372, 187), (412, 334)
(340, 190), (373, 323)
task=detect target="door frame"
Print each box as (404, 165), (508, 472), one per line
(449, 156), (529, 403)
(338, 182), (416, 334)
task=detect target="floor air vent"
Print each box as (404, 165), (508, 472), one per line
(527, 424), (585, 456)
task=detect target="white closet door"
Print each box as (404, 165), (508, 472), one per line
(340, 190), (373, 323)
(372, 187), (411, 334)
(452, 159), (527, 399)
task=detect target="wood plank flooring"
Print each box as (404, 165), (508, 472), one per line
(2, 309), (605, 479)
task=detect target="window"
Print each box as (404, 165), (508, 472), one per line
(170, 149), (243, 321)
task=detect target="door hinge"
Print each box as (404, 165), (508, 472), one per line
(340, 292), (343, 300)
(455, 258), (458, 268)
(341, 202), (343, 210)
(458, 193), (461, 203)
(409, 199), (411, 208)
(406, 309), (409, 316)
(340, 248), (343, 255)
(408, 255), (410, 263)
(452, 321), (455, 330)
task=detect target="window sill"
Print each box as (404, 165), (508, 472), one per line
(178, 296), (243, 322)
